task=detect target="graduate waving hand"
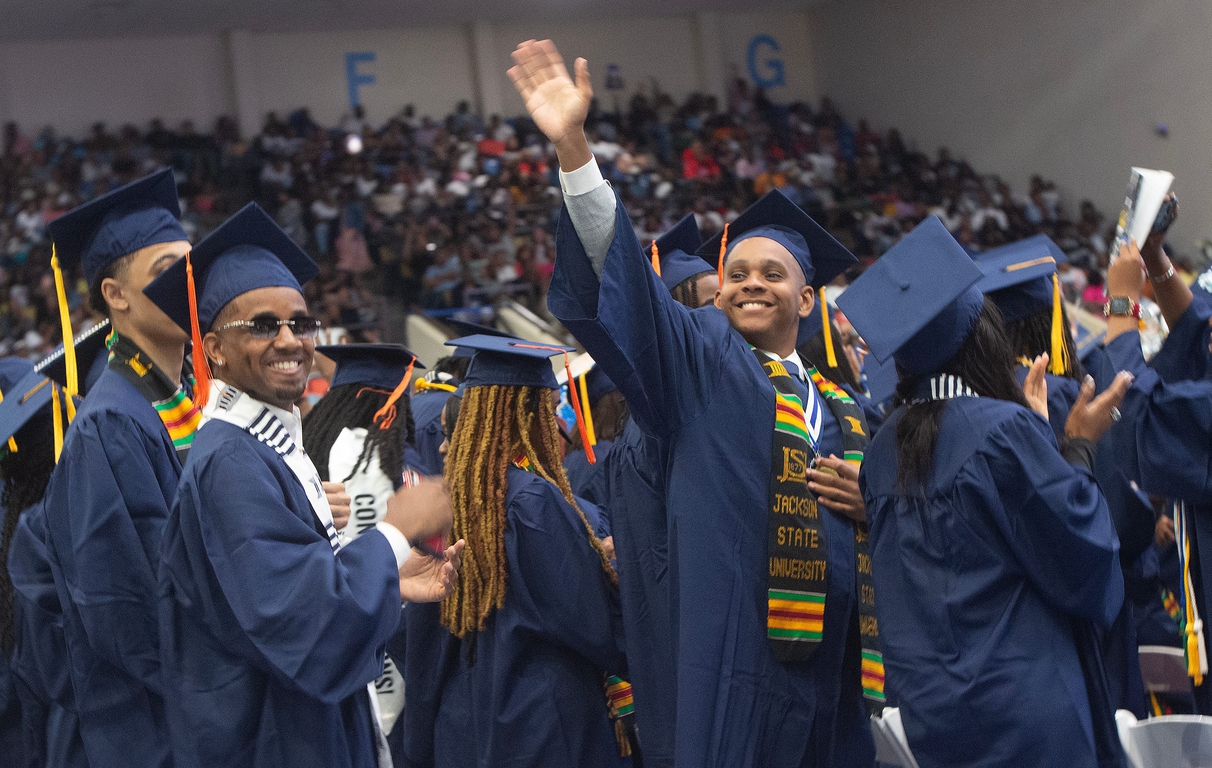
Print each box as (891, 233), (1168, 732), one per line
(508, 40), (594, 171)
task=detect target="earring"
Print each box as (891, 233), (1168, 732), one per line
(214, 359), (225, 367)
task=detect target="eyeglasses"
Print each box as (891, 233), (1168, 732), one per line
(214, 315), (322, 340)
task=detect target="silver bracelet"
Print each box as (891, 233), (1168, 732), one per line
(1148, 263), (1176, 285)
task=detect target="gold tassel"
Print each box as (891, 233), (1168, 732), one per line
(650, 241), (661, 277)
(1049, 274), (1068, 376)
(614, 719), (632, 758)
(51, 383), (64, 463)
(50, 245), (79, 416)
(578, 373), (597, 447)
(820, 286), (838, 368)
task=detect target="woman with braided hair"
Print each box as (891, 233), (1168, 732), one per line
(400, 334), (628, 768)
(301, 343), (426, 763)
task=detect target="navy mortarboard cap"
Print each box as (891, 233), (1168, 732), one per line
(975, 235), (1067, 320)
(836, 216), (985, 377)
(36, 320), (111, 397)
(447, 334), (573, 390)
(585, 366), (617, 404)
(316, 344), (425, 391)
(144, 202), (319, 335)
(47, 168), (186, 283)
(651, 214), (711, 292)
(862, 353), (899, 405)
(0, 367), (55, 452)
(975, 234), (1071, 375)
(698, 190), (856, 290)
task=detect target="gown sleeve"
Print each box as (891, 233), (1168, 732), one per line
(508, 481), (626, 674)
(962, 408), (1124, 628)
(184, 442), (403, 704)
(547, 189), (727, 439)
(58, 410), (173, 696)
(1148, 299), (1212, 383)
(1108, 329), (1212, 503)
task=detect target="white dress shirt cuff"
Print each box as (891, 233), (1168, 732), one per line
(559, 157), (605, 196)
(375, 522), (412, 568)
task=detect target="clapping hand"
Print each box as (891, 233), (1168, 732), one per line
(1021, 354), (1050, 421)
(399, 539), (465, 604)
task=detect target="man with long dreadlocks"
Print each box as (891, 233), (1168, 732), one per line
(4, 327), (110, 768)
(399, 333), (630, 768)
(513, 37), (879, 768)
(302, 342), (427, 762)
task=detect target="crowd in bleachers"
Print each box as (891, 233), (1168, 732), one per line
(0, 76), (1196, 360)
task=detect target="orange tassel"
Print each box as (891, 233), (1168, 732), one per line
(512, 343), (596, 464)
(373, 359), (416, 430)
(186, 251), (211, 408)
(650, 241), (661, 277)
(717, 222), (729, 290)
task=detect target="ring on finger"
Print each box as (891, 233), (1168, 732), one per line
(1110, 406), (1122, 423)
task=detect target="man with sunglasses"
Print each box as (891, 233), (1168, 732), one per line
(38, 169), (194, 767)
(144, 203), (461, 768)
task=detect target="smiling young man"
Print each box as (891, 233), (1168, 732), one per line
(511, 39), (879, 767)
(38, 168), (195, 767)
(144, 203), (461, 768)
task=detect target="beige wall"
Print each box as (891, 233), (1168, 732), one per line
(810, 0), (1212, 253)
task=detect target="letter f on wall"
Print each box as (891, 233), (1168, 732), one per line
(346, 52), (376, 110)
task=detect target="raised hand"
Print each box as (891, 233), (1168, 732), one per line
(323, 481), (351, 531)
(507, 39), (593, 169)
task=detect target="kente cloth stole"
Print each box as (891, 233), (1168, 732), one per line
(753, 349), (830, 664)
(807, 364), (884, 710)
(512, 454), (637, 757)
(106, 331), (201, 461)
(753, 349), (885, 708)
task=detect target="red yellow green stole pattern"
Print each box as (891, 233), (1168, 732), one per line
(107, 331), (201, 460)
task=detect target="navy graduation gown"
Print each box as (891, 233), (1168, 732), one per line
(159, 419), (402, 768)
(564, 438), (616, 509)
(604, 418), (676, 767)
(1148, 300), (1212, 384)
(410, 390), (450, 476)
(8, 502), (88, 767)
(41, 367), (180, 767)
(1107, 328), (1212, 713)
(1, 506), (25, 765)
(861, 398), (1123, 767)
(399, 466), (627, 768)
(548, 194), (872, 767)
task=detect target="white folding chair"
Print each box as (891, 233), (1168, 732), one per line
(870, 707), (920, 768)
(1139, 645), (1195, 696)
(1116, 709), (1212, 768)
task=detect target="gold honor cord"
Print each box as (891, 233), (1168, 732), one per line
(50, 245), (79, 419)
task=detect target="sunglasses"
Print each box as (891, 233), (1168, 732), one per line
(214, 315), (323, 340)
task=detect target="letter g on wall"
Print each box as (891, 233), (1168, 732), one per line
(747, 34), (785, 88)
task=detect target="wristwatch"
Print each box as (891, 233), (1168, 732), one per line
(1104, 296), (1142, 318)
